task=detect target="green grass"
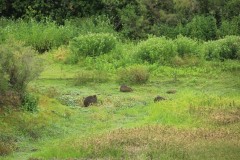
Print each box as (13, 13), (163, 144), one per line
(1, 50), (240, 160)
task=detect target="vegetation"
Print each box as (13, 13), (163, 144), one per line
(0, 1), (240, 159)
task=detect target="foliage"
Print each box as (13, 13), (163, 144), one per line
(0, 0), (103, 24)
(184, 15), (217, 40)
(1, 19), (75, 53)
(0, 41), (43, 94)
(21, 93), (39, 112)
(117, 65), (150, 84)
(1, 0), (240, 40)
(202, 36), (240, 60)
(219, 16), (240, 37)
(135, 37), (177, 64)
(174, 35), (201, 58)
(69, 33), (117, 62)
(65, 15), (116, 35)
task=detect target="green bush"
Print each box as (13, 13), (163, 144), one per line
(185, 16), (217, 41)
(21, 93), (39, 112)
(135, 37), (177, 64)
(218, 36), (240, 60)
(117, 65), (150, 84)
(69, 33), (117, 63)
(202, 36), (240, 60)
(0, 40), (43, 93)
(174, 35), (201, 58)
(219, 17), (240, 37)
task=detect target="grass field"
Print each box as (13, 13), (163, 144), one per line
(0, 53), (240, 160)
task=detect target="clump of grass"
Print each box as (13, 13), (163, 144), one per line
(74, 70), (110, 85)
(52, 45), (71, 63)
(117, 65), (150, 84)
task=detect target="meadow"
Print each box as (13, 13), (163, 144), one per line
(0, 18), (240, 160)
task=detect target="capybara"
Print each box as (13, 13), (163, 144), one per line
(120, 85), (133, 92)
(166, 89), (177, 94)
(84, 95), (97, 107)
(154, 95), (166, 102)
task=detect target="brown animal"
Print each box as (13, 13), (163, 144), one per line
(166, 89), (177, 94)
(120, 85), (133, 92)
(154, 96), (166, 102)
(83, 95), (97, 107)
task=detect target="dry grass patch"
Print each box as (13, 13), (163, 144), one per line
(210, 108), (240, 125)
(65, 125), (240, 159)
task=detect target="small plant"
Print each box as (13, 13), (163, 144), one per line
(53, 45), (71, 63)
(117, 65), (150, 84)
(21, 93), (39, 112)
(69, 33), (117, 63)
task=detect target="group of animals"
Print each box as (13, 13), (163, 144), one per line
(83, 85), (176, 107)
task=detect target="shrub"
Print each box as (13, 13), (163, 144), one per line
(174, 35), (201, 58)
(185, 16), (217, 41)
(21, 93), (39, 112)
(117, 65), (150, 84)
(0, 40), (43, 94)
(52, 45), (71, 63)
(219, 17), (240, 37)
(218, 36), (240, 60)
(135, 37), (177, 64)
(202, 36), (240, 60)
(69, 33), (117, 62)
(74, 70), (109, 85)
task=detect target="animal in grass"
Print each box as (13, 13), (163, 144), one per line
(154, 95), (166, 102)
(166, 89), (177, 94)
(83, 95), (97, 107)
(120, 85), (133, 92)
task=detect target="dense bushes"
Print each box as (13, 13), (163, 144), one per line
(202, 36), (240, 61)
(69, 33), (117, 62)
(1, 19), (75, 53)
(184, 16), (217, 40)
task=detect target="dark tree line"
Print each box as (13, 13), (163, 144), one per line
(0, 0), (240, 39)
